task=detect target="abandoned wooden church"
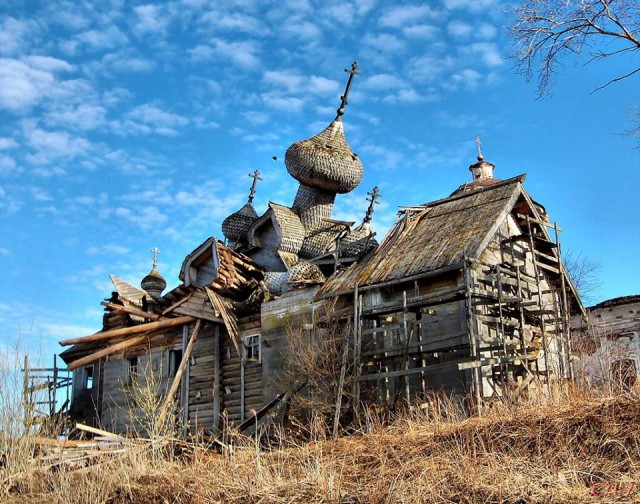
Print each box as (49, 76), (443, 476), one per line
(57, 62), (585, 436)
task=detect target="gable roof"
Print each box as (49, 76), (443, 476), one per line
(320, 176), (526, 295)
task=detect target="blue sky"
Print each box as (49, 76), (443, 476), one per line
(1, 0), (638, 362)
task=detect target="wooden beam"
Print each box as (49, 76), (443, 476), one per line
(67, 334), (149, 370)
(205, 287), (241, 356)
(101, 302), (161, 321)
(156, 319), (202, 429)
(59, 315), (196, 346)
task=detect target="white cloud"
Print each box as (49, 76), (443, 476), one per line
(0, 17), (37, 56)
(379, 5), (440, 28)
(87, 244), (130, 256)
(23, 123), (92, 164)
(0, 138), (18, 149)
(262, 94), (305, 112)
(204, 11), (270, 36)
(0, 155), (17, 175)
(447, 20), (472, 39)
(189, 38), (260, 68)
(403, 24), (439, 39)
(444, 0), (497, 11)
(119, 103), (189, 136)
(362, 73), (405, 91)
(0, 58), (55, 111)
(382, 87), (422, 104)
(0, 247), (11, 256)
(45, 104), (107, 131)
(74, 25), (128, 51)
(114, 206), (168, 229)
(23, 55), (74, 73)
(476, 23), (497, 39)
(29, 187), (52, 202)
(134, 4), (170, 34)
(468, 42), (503, 67)
(282, 21), (322, 42)
(363, 33), (405, 54)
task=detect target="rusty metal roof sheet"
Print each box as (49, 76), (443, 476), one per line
(320, 176), (525, 296)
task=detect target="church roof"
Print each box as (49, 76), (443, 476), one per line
(319, 175), (527, 295)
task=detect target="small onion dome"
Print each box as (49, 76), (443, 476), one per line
(221, 201), (259, 244)
(341, 223), (378, 257)
(141, 266), (166, 300)
(288, 260), (325, 286)
(285, 119), (363, 194)
(469, 153), (495, 182)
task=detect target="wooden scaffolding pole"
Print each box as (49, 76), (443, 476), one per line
(156, 319), (202, 430)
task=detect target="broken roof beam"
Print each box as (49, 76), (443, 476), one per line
(101, 302), (161, 321)
(59, 315), (196, 346)
(66, 334), (150, 370)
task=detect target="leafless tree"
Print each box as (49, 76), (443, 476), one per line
(563, 249), (602, 304)
(509, 0), (640, 96)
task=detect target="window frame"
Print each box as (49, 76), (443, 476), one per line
(243, 334), (261, 363)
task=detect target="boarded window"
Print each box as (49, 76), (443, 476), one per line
(244, 334), (260, 362)
(84, 366), (94, 390)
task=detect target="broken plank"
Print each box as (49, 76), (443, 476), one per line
(60, 315), (196, 346)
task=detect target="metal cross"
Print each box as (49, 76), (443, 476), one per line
(364, 186), (381, 223)
(475, 137), (484, 160)
(248, 169), (263, 203)
(336, 61), (361, 119)
(151, 247), (160, 268)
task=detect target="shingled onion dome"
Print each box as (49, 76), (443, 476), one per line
(222, 170), (261, 246)
(141, 248), (166, 301)
(285, 119), (363, 194)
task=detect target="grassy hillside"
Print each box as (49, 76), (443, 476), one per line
(3, 390), (639, 503)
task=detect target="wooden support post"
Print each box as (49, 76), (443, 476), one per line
(333, 323), (350, 440)
(402, 290), (411, 406)
(180, 325), (189, 439)
(213, 326), (221, 432)
(554, 223), (573, 381)
(464, 260), (482, 417)
(351, 283), (361, 418)
(156, 320), (202, 430)
(240, 354), (246, 424)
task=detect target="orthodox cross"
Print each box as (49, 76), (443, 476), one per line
(364, 186), (381, 223)
(336, 61), (361, 119)
(248, 169), (263, 203)
(475, 137), (484, 160)
(151, 247), (160, 269)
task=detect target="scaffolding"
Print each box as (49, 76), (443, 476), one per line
(22, 354), (73, 427)
(349, 216), (573, 413)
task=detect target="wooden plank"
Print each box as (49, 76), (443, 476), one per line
(206, 286), (241, 356)
(161, 293), (193, 315)
(157, 320), (202, 429)
(67, 334), (149, 370)
(358, 360), (462, 381)
(60, 315), (196, 346)
(361, 286), (465, 317)
(173, 305), (222, 322)
(101, 302), (160, 321)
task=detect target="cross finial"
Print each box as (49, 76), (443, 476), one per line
(336, 61), (361, 119)
(475, 137), (484, 161)
(248, 169), (263, 203)
(151, 247), (160, 269)
(364, 186), (381, 224)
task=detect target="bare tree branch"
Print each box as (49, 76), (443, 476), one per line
(509, 0), (640, 97)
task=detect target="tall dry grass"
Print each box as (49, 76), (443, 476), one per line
(3, 383), (638, 503)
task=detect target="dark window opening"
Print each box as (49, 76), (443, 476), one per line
(169, 349), (183, 376)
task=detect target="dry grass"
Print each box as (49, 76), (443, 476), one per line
(3, 388), (639, 504)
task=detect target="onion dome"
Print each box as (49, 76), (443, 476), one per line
(222, 201), (259, 243)
(285, 119), (363, 194)
(222, 170), (262, 245)
(284, 61), (363, 195)
(469, 137), (495, 182)
(288, 260), (325, 286)
(141, 247), (166, 300)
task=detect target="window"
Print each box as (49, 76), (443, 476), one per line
(169, 349), (183, 377)
(84, 366), (94, 390)
(244, 334), (260, 362)
(127, 357), (138, 385)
